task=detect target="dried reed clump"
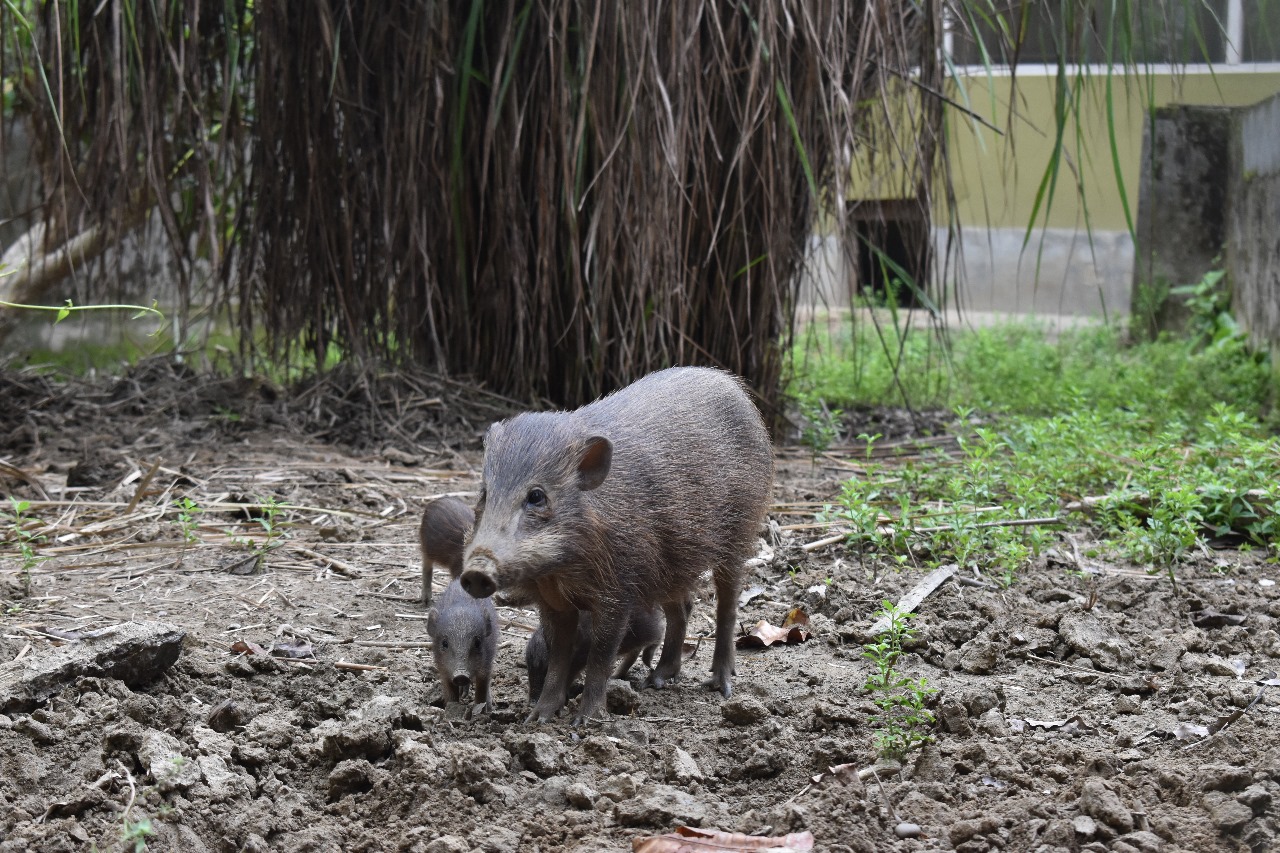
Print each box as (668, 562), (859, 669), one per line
(8, 1), (942, 416)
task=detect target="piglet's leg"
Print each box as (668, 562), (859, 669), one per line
(648, 598), (691, 689)
(527, 606), (578, 723)
(573, 607), (627, 725)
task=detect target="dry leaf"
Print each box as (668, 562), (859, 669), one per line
(1191, 609), (1245, 629)
(230, 640), (268, 656)
(1257, 671), (1280, 687)
(270, 638), (314, 659)
(1018, 715), (1082, 731)
(1209, 708), (1245, 734)
(781, 608), (810, 629)
(1172, 721), (1210, 740)
(632, 826), (814, 852)
(736, 610), (811, 649)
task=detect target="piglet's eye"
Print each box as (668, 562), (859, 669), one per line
(525, 488), (547, 509)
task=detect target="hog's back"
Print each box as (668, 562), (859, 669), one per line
(577, 367), (772, 588)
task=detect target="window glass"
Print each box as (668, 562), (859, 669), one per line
(1242, 0), (1280, 61)
(950, 0), (1229, 66)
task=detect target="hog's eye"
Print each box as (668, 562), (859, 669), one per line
(525, 487), (547, 509)
(440, 638), (449, 649)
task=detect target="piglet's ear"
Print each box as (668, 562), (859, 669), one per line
(577, 436), (612, 491)
(427, 608), (439, 636)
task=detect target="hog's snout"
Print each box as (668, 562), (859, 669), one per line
(451, 674), (472, 695)
(460, 554), (498, 599)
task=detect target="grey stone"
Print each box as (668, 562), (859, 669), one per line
(445, 742), (509, 790)
(565, 781), (597, 809)
(424, 836), (470, 853)
(599, 773), (638, 802)
(614, 783), (708, 827)
(505, 731), (565, 776)
(959, 637), (1001, 674)
(1080, 777), (1134, 834)
(1059, 612), (1134, 672)
(664, 746), (704, 784)
(1237, 783), (1273, 814)
(137, 730), (201, 793)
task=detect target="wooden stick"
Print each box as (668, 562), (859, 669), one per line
(124, 460), (163, 515)
(868, 564), (957, 635)
(292, 546), (360, 577)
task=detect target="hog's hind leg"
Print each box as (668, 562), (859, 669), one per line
(706, 558), (742, 698)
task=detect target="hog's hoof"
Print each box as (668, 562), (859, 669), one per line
(705, 674), (733, 699)
(645, 668), (680, 690)
(570, 710), (605, 727)
(466, 701), (492, 720)
(524, 704), (562, 724)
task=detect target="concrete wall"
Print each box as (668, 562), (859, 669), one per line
(804, 70), (1280, 320)
(1129, 105), (1233, 336)
(798, 227), (1132, 320)
(1229, 92), (1280, 350)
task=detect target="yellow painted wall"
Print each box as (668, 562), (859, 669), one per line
(945, 70), (1280, 231)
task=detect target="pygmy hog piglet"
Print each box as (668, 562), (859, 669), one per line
(427, 578), (497, 714)
(460, 366), (773, 724)
(419, 496), (474, 605)
(524, 604), (665, 703)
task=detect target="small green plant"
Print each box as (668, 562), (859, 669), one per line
(119, 816), (154, 853)
(253, 495), (289, 551)
(4, 497), (46, 594)
(798, 398), (843, 463)
(863, 601), (936, 761)
(1171, 268), (1238, 348)
(173, 497), (202, 544)
(1111, 485), (1204, 592)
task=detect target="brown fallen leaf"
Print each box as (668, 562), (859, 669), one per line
(230, 640), (268, 656)
(632, 826), (815, 852)
(736, 609), (811, 649)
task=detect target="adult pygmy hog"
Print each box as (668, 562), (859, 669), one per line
(427, 578), (498, 714)
(524, 604), (664, 703)
(419, 496), (474, 605)
(460, 366), (773, 724)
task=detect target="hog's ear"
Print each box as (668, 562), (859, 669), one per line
(577, 436), (612, 491)
(483, 421), (504, 448)
(427, 607), (439, 637)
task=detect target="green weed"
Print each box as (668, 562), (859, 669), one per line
(4, 497), (45, 595)
(173, 497), (202, 545)
(864, 601), (936, 761)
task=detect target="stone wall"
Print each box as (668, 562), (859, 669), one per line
(1228, 92), (1280, 352)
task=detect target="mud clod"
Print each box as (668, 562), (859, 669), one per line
(721, 695), (769, 726)
(1081, 777), (1135, 835)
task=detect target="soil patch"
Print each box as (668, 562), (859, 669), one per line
(1, 367), (1278, 852)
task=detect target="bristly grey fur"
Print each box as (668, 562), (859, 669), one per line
(462, 366), (773, 723)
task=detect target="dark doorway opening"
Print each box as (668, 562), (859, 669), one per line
(850, 199), (931, 309)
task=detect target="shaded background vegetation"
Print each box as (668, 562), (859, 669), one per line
(2, 0), (943, 418)
(0, 1), (1252, 416)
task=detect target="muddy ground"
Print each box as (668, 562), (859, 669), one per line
(0, 363), (1277, 852)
